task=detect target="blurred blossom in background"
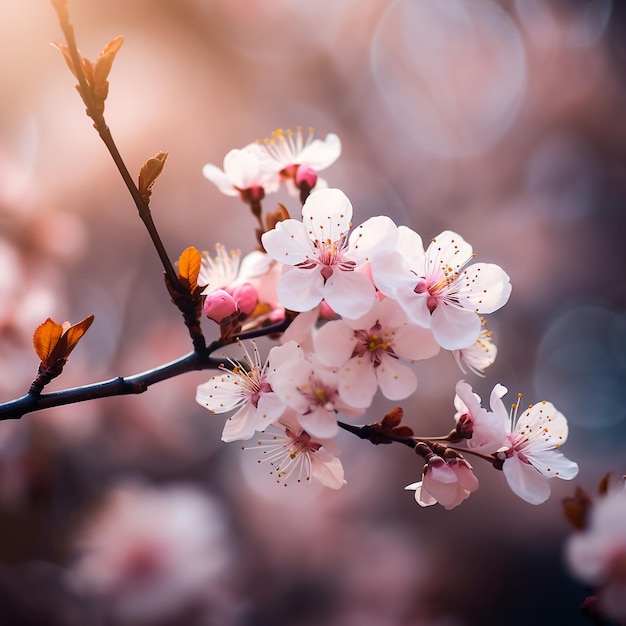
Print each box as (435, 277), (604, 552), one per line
(0, 0), (625, 624)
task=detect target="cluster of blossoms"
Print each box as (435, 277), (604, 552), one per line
(196, 128), (578, 509)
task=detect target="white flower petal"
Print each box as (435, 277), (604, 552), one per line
(201, 164), (238, 196)
(195, 375), (243, 414)
(457, 263), (512, 314)
(391, 323), (440, 361)
(502, 455), (551, 505)
(396, 226), (426, 269)
(297, 406), (340, 439)
(430, 303), (482, 350)
(525, 449), (579, 480)
(302, 188), (352, 243)
(221, 403), (258, 443)
(314, 320), (358, 368)
(253, 393), (286, 432)
(338, 356), (377, 409)
(276, 267), (325, 312)
(310, 447), (345, 489)
(323, 269), (376, 319)
(298, 133), (341, 170)
(425, 231), (473, 281)
(261, 219), (314, 266)
(348, 215), (398, 266)
(376, 357), (417, 401)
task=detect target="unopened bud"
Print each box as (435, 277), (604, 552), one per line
(295, 165), (317, 190)
(231, 283), (258, 316)
(204, 289), (237, 323)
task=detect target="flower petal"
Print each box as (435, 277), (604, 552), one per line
(314, 320), (358, 368)
(195, 374), (244, 414)
(297, 406), (340, 439)
(348, 215), (398, 266)
(323, 269), (376, 319)
(298, 133), (342, 170)
(221, 403), (258, 443)
(430, 303), (482, 350)
(502, 455), (551, 505)
(261, 219), (314, 266)
(276, 267), (325, 312)
(376, 357), (417, 401)
(310, 447), (346, 489)
(338, 356), (377, 409)
(457, 263), (512, 314)
(302, 188), (352, 243)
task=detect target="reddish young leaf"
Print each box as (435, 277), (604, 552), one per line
(177, 247), (202, 294)
(52, 314), (95, 362)
(33, 318), (64, 363)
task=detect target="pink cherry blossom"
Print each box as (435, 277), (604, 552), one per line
(452, 320), (498, 376)
(566, 487), (626, 622)
(370, 227), (512, 350)
(260, 127), (340, 195)
(67, 482), (231, 623)
(497, 389), (579, 504)
(406, 455), (479, 510)
(202, 142), (279, 198)
(454, 380), (508, 454)
(314, 297), (440, 407)
(195, 341), (296, 442)
(261, 188), (397, 318)
(268, 341), (364, 438)
(247, 411), (346, 489)
(199, 244), (271, 296)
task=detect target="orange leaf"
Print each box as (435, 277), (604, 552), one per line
(138, 151), (169, 205)
(55, 314), (95, 361)
(94, 36), (123, 85)
(178, 247), (202, 293)
(33, 318), (64, 363)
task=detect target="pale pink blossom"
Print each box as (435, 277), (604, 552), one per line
(496, 389), (579, 504)
(67, 482), (231, 623)
(314, 297), (440, 407)
(566, 487), (626, 622)
(370, 227), (511, 350)
(261, 188), (397, 318)
(406, 455), (479, 510)
(260, 127), (341, 195)
(454, 381), (508, 454)
(198, 244), (271, 296)
(269, 342), (364, 438)
(202, 142), (279, 197)
(195, 341), (297, 442)
(247, 411), (345, 489)
(452, 320), (498, 376)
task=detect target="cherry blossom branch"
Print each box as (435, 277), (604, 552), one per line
(0, 316), (294, 422)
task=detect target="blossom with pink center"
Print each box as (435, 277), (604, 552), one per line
(199, 244), (270, 296)
(260, 127), (341, 195)
(493, 387), (579, 504)
(406, 455), (479, 510)
(261, 188), (397, 318)
(566, 487), (626, 622)
(202, 142), (279, 198)
(314, 297), (440, 407)
(67, 482), (231, 623)
(454, 380), (509, 454)
(195, 341), (298, 442)
(370, 227), (512, 350)
(268, 341), (364, 438)
(247, 411), (345, 489)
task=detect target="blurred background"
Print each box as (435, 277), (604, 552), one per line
(1, 0), (625, 624)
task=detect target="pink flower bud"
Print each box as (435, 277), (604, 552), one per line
(203, 289), (237, 323)
(295, 165), (318, 190)
(231, 283), (258, 316)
